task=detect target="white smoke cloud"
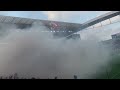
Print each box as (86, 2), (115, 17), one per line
(42, 11), (110, 23)
(0, 22), (111, 79)
(42, 11), (90, 23)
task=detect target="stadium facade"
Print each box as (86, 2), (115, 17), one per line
(102, 33), (120, 53)
(0, 15), (82, 39)
(0, 11), (120, 40)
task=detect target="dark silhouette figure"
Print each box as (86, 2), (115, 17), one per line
(14, 73), (19, 79)
(74, 75), (77, 79)
(0, 76), (3, 79)
(9, 75), (13, 79)
(31, 77), (36, 79)
(55, 76), (58, 79)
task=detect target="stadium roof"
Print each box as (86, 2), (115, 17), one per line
(0, 15), (36, 24)
(0, 15), (82, 25)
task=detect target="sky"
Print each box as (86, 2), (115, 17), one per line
(0, 11), (120, 41)
(0, 11), (110, 23)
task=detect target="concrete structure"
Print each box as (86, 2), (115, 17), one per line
(66, 34), (81, 40)
(0, 15), (82, 38)
(102, 33), (120, 53)
(112, 33), (120, 39)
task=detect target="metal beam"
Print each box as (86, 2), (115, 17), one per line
(65, 11), (120, 38)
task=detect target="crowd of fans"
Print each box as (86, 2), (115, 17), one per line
(0, 73), (78, 79)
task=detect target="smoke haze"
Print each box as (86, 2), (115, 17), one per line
(0, 22), (111, 79)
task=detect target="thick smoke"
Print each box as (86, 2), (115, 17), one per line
(0, 22), (111, 79)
